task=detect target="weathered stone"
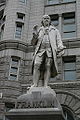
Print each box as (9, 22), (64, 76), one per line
(6, 87), (64, 120)
(16, 87), (62, 109)
(6, 108), (63, 120)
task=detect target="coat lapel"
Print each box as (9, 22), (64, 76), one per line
(49, 25), (56, 32)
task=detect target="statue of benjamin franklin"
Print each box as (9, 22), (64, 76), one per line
(31, 15), (65, 87)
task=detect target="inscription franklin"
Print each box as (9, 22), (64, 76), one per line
(16, 100), (54, 109)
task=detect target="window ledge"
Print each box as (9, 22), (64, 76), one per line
(62, 37), (80, 43)
(62, 37), (80, 49)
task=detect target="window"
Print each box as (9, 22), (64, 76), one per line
(50, 14), (59, 29)
(0, 25), (4, 40)
(9, 74), (17, 81)
(8, 57), (20, 81)
(19, 0), (25, 3)
(17, 13), (25, 20)
(47, 0), (76, 5)
(15, 23), (23, 39)
(19, 0), (27, 3)
(0, 16), (6, 25)
(0, 16), (6, 40)
(62, 12), (76, 38)
(5, 102), (15, 112)
(61, 0), (76, 3)
(11, 58), (19, 66)
(3, 16), (6, 22)
(48, 0), (59, 4)
(63, 56), (76, 80)
(10, 67), (18, 73)
(62, 105), (75, 120)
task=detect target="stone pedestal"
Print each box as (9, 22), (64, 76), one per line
(6, 87), (64, 120)
(6, 108), (63, 120)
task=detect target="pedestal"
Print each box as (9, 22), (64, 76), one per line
(5, 87), (64, 120)
(6, 108), (63, 120)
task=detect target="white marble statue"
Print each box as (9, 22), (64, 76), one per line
(31, 15), (65, 87)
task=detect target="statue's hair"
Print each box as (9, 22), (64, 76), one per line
(41, 15), (51, 26)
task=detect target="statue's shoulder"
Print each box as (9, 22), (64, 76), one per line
(50, 25), (60, 33)
(49, 25), (57, 31)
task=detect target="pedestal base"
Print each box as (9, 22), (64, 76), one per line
(6, 108), (63, 120)
(5, 87), (64, 120)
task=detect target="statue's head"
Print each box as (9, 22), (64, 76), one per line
(41, 15), (51, 27)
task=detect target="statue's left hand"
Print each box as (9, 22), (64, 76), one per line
(57, 46), (66, 56)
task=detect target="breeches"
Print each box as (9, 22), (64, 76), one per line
(34, 52), (52, 69)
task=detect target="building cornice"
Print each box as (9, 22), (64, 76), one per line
(49, 81), (80, 89)
(21, 80), (80, 90)
(0, 38), (80, 53)
(0, 40), (34, 52)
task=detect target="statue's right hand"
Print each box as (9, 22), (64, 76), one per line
(33, 25), (38, 30)
(31, 25), (38, 46)
(33, 25), (38, 35)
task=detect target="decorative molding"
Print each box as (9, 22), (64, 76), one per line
(21, 81), (80, 89)
(49, 81), (80, 89)
(0, 40), (34, 52)
(56, 91), (80, 117)
(56, 90), (80, 100)
(0, 38), (80, 53)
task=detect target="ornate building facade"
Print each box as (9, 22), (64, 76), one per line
(0, 0), (80, 120)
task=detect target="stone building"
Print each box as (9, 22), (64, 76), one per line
(0, 0), (80, 120)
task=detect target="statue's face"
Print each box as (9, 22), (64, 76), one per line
(42, 15), (50, 27)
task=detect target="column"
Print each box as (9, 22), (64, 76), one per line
(59, 14), (62, 36)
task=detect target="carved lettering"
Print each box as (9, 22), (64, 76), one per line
(17, 100), (55, 108)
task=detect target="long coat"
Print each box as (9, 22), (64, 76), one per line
(31, 25), (64, 78)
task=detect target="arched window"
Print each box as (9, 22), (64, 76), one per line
(62, 105), (75, 120)
(5, 102), (15, 112)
